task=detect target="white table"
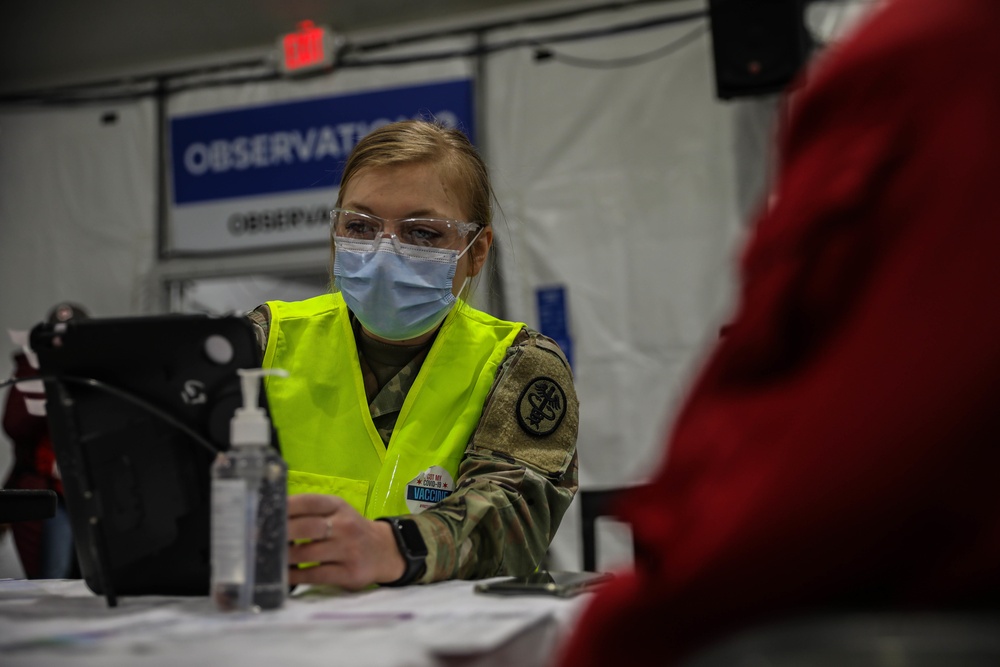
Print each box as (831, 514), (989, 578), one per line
(0, 577), (590, 667)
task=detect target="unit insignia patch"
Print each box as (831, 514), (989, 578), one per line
(516, 376), (567, 437)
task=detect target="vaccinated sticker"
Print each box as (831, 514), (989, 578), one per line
(405, 465), (455, 514)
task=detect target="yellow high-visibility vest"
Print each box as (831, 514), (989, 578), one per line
(261, 293), (523, 518)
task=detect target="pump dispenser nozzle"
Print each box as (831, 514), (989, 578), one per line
(231, 368), (288, 447)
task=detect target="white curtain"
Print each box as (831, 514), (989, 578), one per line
(0, 101), (156, 503)
(484, 0), (769, 568)
(0, 102), (157, 345)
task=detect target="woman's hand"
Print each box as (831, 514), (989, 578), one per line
(287, 494), (406, 590)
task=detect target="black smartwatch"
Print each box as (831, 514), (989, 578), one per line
(377, 517), (428, 586)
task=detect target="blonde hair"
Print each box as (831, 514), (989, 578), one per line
(329, 120), (497, 298)
(336, 120), (494, 227)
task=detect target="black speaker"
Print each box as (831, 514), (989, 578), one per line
(708, 0), (812, 100)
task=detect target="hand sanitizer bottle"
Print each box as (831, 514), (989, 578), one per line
(211, 368), (288, 611)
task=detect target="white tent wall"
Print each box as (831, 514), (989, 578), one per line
(483, 0), (770, 570)
(0, 102), (158, 345)
(0, 0), (786, 573)
(0, 101), (157, 507)
(0, 101), (157, 475)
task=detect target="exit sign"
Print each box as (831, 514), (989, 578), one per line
(279, 21), (336, 75)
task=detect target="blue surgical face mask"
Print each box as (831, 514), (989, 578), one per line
(333, 232), (481, 341)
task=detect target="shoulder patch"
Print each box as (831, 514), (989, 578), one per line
(470, 335), (578, 475)
(516, 376), (567, 437)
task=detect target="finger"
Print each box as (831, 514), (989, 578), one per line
(288, 494), (346, 518)
(288, 537), (347, 566)
(288, 515), (333, 543)
(288, 562), (369, 591)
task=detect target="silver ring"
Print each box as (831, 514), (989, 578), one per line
(323, 516), (334, 541)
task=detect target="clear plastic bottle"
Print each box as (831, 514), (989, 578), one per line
(211, 368), (288, 611)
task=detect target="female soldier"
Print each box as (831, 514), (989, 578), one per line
(249, 120), (579, 589)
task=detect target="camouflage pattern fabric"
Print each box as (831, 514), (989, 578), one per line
(248, 303), (579, 582)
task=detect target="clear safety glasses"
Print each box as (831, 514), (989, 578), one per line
(330, 208), (483, 251)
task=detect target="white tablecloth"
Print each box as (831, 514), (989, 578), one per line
(0, 577), (591, 667)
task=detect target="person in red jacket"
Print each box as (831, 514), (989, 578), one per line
(3, 302), (88, 578)
(558, 0), (1000, 664)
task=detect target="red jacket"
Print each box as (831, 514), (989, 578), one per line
(559, 0), (1000, 664)
(3, 352), (62, 496)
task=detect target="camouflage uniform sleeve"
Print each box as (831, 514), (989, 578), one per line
(247, 303), (270, 361)
(406, 328), (580, 582)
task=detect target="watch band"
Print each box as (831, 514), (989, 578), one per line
(377, 517), (428, 587)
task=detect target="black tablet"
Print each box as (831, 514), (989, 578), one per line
(31, 314), (271, 605)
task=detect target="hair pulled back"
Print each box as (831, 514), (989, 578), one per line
(336, 120), (494, 227)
